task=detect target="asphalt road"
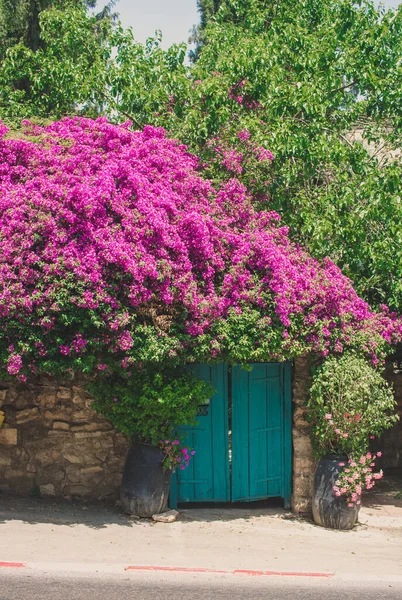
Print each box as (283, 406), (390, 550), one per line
(1, 572), (402, 600)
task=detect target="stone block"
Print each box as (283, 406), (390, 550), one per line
(152, 510), (179, 523)
(80, 466), (103, 474)
(44, 410), (72, 421)
(74, 431), (103, 439)
(72, 394), (87, 408)
(57, 387), (72, 400)
(0, 455), (12, 466)
(0, 428), (18, 446)
(63, 453), (84, 464)
(48, 430), (71, 437)
(293, 406), (309, 427)
(292, 432), (314, 460)
(36, 393), (57, 408)
(6, 469), (25, 478)
(53, 421), (70, 431)
(70, 423), (108, 433)
(35, 449), (58, 466)
(15, 407), (41, 424)
(40, 483), (56, 496)
(63, 484), (92, 497)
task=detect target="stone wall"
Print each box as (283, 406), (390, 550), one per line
(382, 364), (402, 470)
(291, 357), (315, 513)
(0, 363), (317, 511)
(0, 378), (130, 500)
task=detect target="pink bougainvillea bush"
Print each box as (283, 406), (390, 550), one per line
(0, 116), (401, 380)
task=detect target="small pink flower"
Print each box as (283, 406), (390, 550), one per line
(325, 414), (332, 420)
(376, 452), (382, 457)
(180, 465), (185, 470)
(342, 433), (348, 438)
(370, 435), (375, 439)
(335, 429), (341, 435)
(338, 462), (345, 467)
(191, 450), (196, 455)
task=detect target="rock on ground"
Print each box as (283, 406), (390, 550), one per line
(152, 510), (179, 523)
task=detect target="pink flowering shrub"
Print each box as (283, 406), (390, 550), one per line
(159, 439), (195, 472)
(0, 117), (401, 379)
(333, 453), (384, 508)
(307, 355), (398, 458)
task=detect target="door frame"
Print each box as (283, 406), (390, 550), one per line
(170, 361), (292, 509)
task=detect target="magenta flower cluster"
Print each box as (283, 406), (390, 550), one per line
(0, 117), (401, 377)
(159, 439), (195, 472)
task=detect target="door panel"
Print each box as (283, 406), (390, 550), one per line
(232, 364), (291, 504)
(175, 363), (230, 502)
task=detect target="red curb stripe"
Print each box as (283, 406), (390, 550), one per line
(0, 562), (25, 568)
(125, 565), (333, 578)
(233, 569), (333, 578)
(125, 565), (229, 574)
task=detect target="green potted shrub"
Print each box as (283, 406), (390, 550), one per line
(307, 354), (398, 530)
(89, 367), (212, 517)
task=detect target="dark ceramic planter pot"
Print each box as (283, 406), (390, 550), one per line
(121, 442), (172, 518)
(312, 455), (359, 530)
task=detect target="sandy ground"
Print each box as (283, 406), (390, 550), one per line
(0, 493), (401, 583)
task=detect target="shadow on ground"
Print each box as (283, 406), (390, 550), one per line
(0, 493), (134, 529)
(0, 493), (291, 529)
(363, 469), (402, 513)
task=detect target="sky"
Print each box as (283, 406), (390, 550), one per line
(99, 1), (401, 48)
(102, 0), (199, 48)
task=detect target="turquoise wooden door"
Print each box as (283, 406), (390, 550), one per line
(232, 363), (292, 506)
(171, 363), (230, 503)
(170, 362), (291, 507)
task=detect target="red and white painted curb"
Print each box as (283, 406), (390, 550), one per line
(125, 565), (334, 578)
(0, 561), (333, 578)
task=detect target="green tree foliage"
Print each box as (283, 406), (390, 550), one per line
(182, 0), (402, 311)
(190, 0), (222, 59)
(0, 1), (107, 55)
(0, 4), (114, 122)
(1, 1), (402, 314)
(0, 1), (117, 123)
